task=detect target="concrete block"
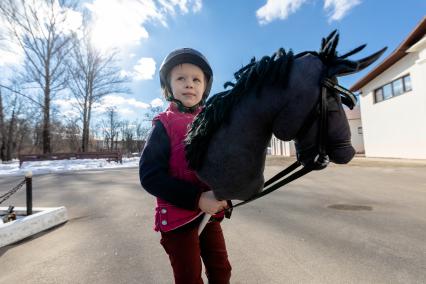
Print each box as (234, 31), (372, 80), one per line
(0, 206), (68, 247)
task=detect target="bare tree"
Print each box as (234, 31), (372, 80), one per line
(145, 106), (163, 121)
(101, 107), (121, 151)
(120, 120), (129, 153)
(0, 88), (6, 161)
(64, 118), (81, 152)
(0, 90), (26, 161)
(131, 105), (164, 153)
(5, 95), (18, 160)
(134, 120), (149, 153)
(14, 117), (32, 156)
(67, 22), (129, 152)
(0, 0), (78, 153)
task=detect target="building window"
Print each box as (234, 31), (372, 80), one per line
(403, 75), (412, 92)
(374, 88), (383, 102)
(392, 78), (403, 96)
(358, 127), (363, 134)
(383, 84), (392, 100)
(373, 74), (412, 103)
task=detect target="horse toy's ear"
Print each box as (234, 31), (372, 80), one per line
(320, 30), (387, 78)
(329, 47), (387, 77)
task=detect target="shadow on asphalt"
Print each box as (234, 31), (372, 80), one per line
(0, 222), (67, 257)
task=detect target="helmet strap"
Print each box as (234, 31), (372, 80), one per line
(167, 96), (201, 113)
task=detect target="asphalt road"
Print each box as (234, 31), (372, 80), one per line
(1, 157), (425, 283)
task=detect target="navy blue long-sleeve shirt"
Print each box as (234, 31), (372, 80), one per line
(139, 120), (201, 210)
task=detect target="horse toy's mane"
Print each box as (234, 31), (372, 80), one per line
(185, 30), (377, 170)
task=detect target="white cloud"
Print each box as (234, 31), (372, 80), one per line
(121, 57), (156, 81)
(53, 98), (79, 107)
(117, 107), (136, 116)
(54, 95), (151, 119)
(324, 0), (361, 22)
(127, 98), (151, 109)
(158, 0), (203, 15)
(60, 7), (84, 35)
(256, 0), (360, 24)
(192, 0), (203, 12)
(0, 48), (23, 67)
(132, 57), (156, 80)
(21, 0), (82, 37)
(256, 0), (308, 25)
(86, 0), (156, 50)
(0, 17), (22, 67)
(151, 98), (164, 107)
(0, 1), (82, 67)
(95, 94), (150, 113)
(86, 0), (203, 51)
(61, 109), (81, 119)
(53, 98), (80, 119)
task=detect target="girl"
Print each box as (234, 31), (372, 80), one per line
(139, 48), (232, 284)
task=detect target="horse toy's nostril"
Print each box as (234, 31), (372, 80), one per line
(313, 154), (329, 170)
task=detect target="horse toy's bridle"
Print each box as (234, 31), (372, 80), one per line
(220, 77), (357, 218)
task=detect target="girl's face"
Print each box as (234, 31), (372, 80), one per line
(169, 63), (206, 107)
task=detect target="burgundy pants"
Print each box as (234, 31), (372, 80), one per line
(160, 221), (232, 284)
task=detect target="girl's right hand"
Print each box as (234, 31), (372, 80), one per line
(198, 191), (228, 215)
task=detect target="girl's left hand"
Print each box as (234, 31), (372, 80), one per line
(198, 191), (228, 215)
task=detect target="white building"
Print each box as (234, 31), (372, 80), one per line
(350, 17), (426, 159)
(345, 105), (364, 154)
(270, 137), (295, 156)
(270, 105), (364, 156)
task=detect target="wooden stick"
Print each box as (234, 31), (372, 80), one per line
(198, 213), (211, 235)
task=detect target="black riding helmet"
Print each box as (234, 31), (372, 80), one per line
(159, 48), (213, 112)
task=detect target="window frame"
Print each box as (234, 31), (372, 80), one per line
(374, 88), (384, 103)
(373, 74), (412, 104)
(403, 75), (412, 92)
(392, 78), (404, 96)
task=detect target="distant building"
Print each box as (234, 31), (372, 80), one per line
(350, 17), (426, 159)
(270, 137), (295, 156)
(270, 105), (364, 156)
(345, 105), (364, 154)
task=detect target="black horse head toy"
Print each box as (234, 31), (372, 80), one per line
(186, 31), (386, 201)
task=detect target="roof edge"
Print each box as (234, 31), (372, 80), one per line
(350, 16), (426, 92)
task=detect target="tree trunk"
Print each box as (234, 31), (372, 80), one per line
(43, 88), (51, 154)
(82, 121), (89, 152)
(0, 91), (6, 161)
(6, 109), (15, 161)
(16, 126), (26, 157)
(82, 122), (88, 152)
(85, 100), (93, 152)
(81, 98), (88, 152)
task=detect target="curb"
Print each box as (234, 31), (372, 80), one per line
(0, 206), (68, 248)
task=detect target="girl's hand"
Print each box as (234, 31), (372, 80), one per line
(198, 191), (228, 215)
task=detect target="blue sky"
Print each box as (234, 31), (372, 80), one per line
(1, 0), (425, 124)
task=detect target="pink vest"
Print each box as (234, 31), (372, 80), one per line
(153, 103), (208, 232)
